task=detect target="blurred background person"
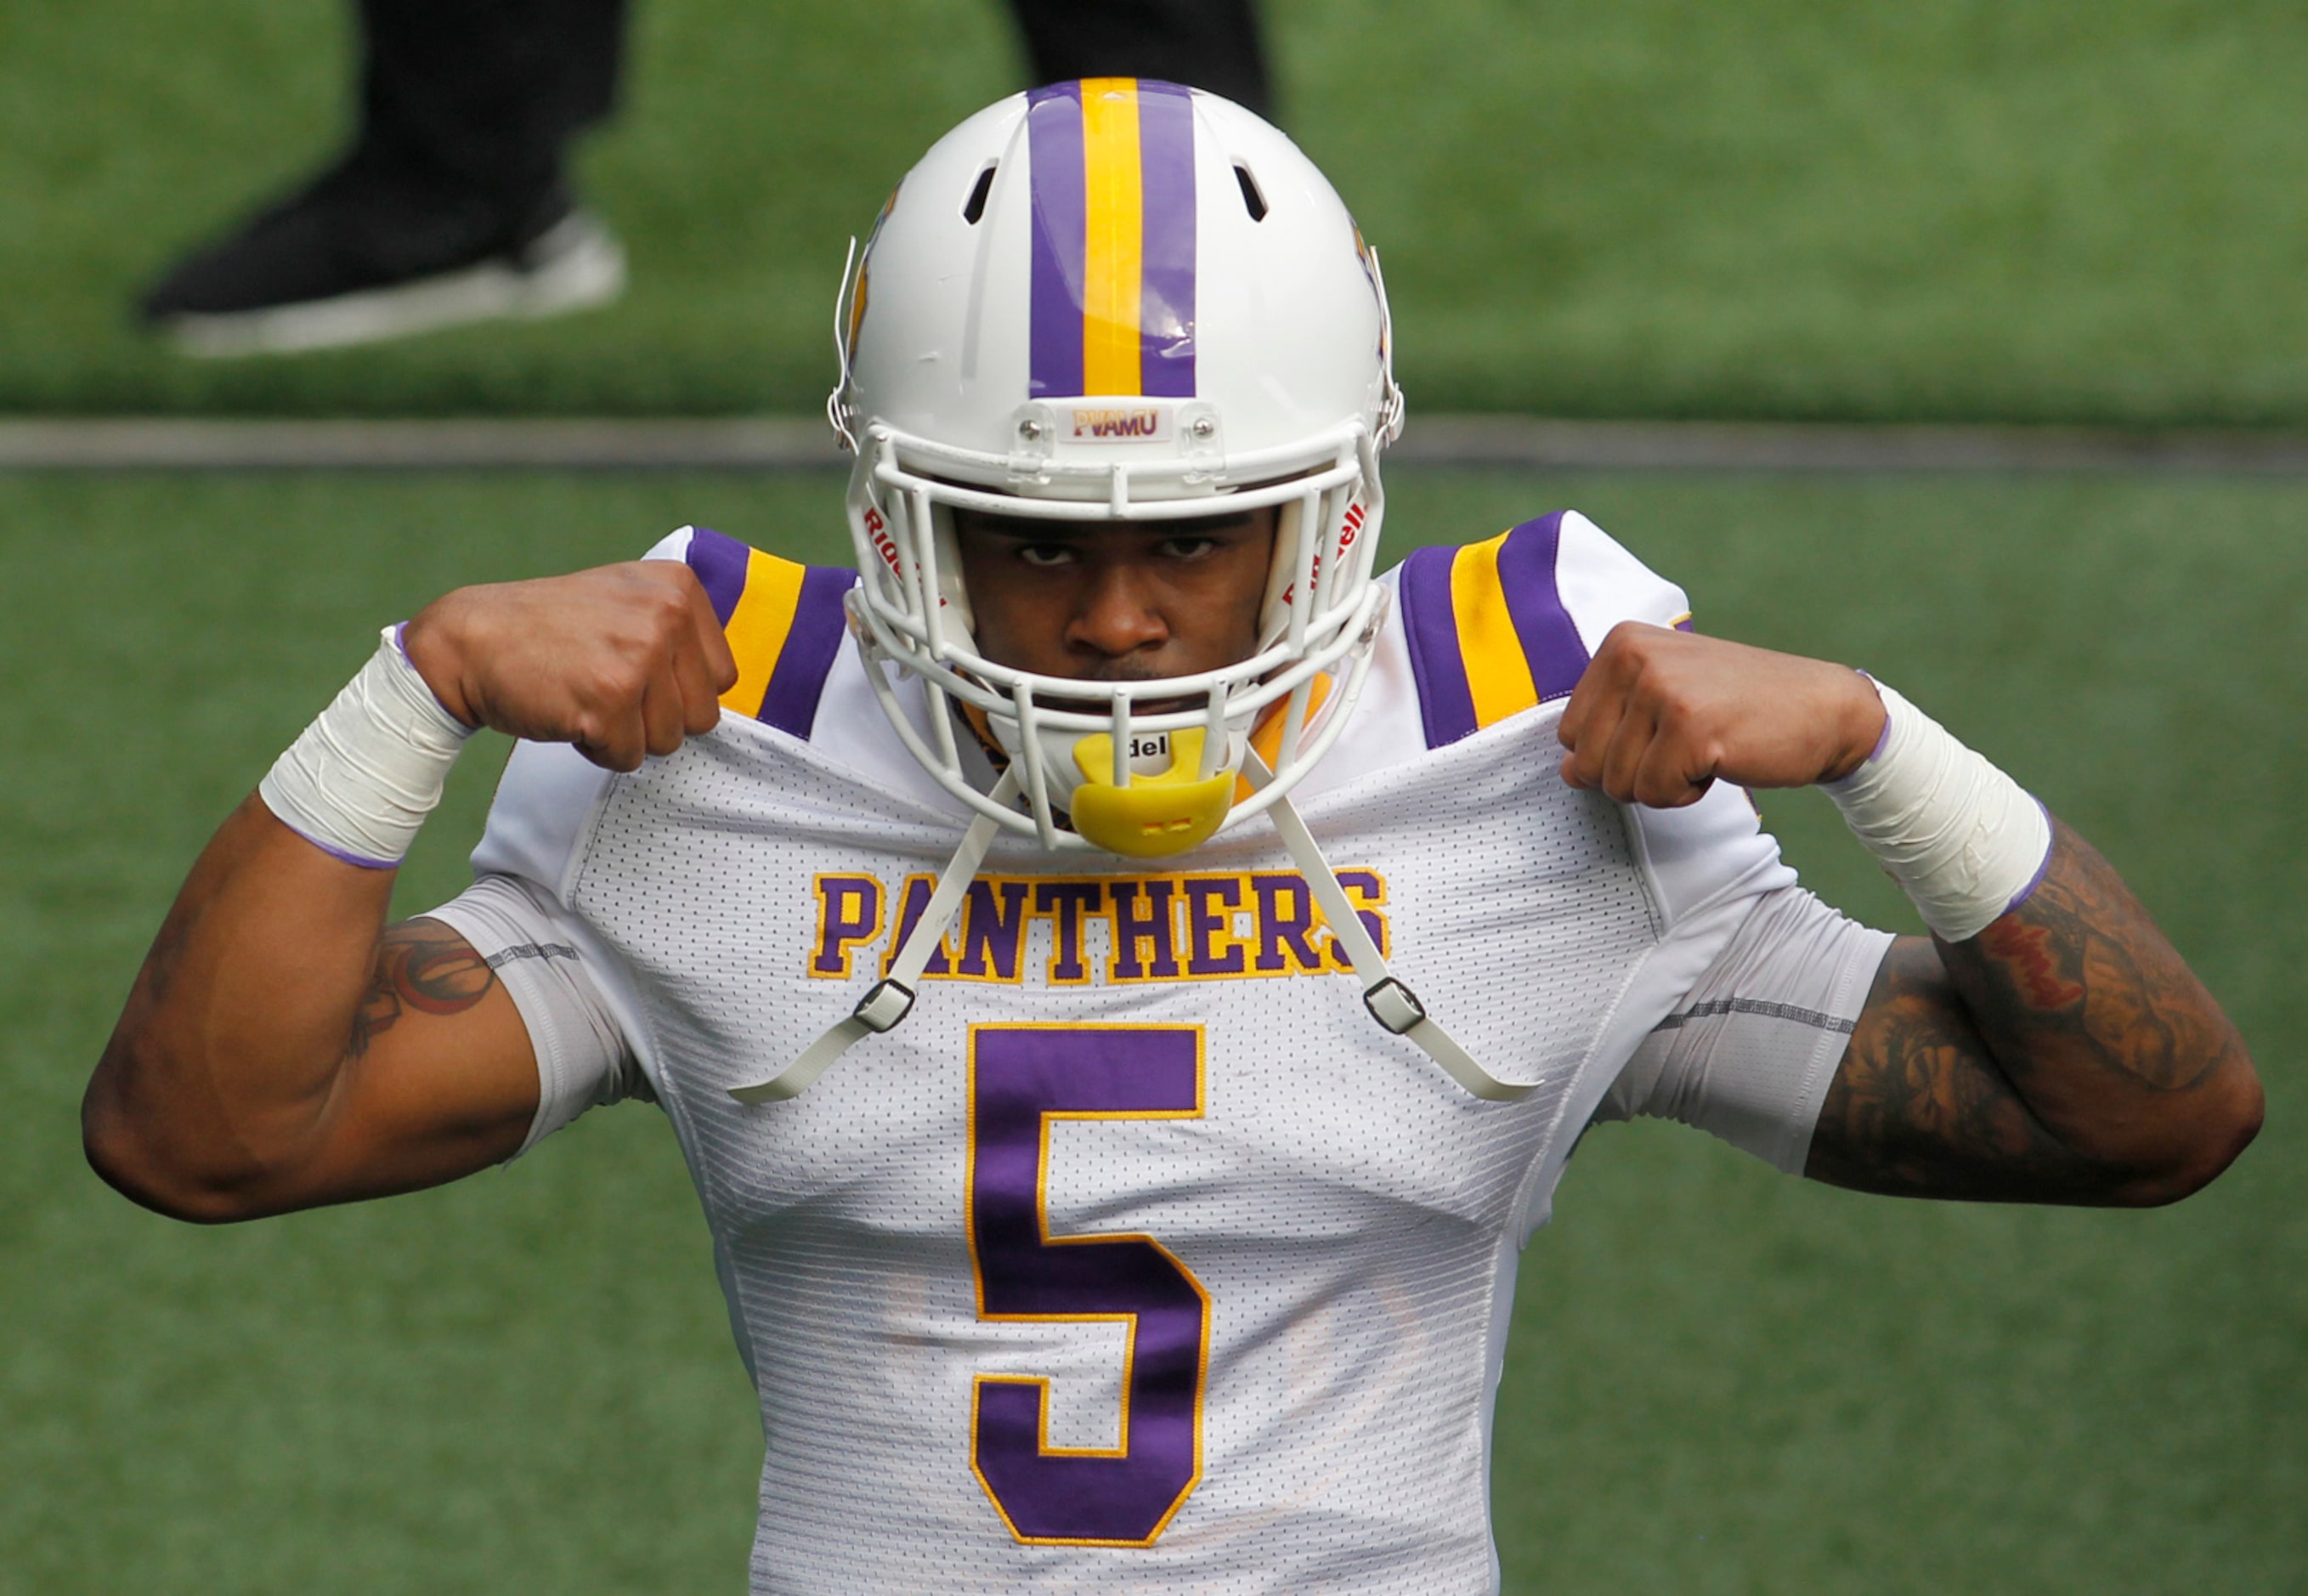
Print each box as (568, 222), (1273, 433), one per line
(135, 0), (1271, 357)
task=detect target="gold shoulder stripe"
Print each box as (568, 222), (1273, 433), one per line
(1449, 531), (1541, 730)
(721, 548), (811, 716)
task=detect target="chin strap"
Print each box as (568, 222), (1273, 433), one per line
(727, 768), (1020, 1105)
(1243, 756), (1532, 1103)
(730, 760), (1528, 1106)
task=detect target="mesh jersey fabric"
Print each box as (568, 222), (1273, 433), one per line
(424, 513), (1890, 1593)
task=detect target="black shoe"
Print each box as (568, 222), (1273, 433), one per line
(138, 156), (625, 356)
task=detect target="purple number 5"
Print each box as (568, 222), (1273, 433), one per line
(967, 1025), (1210, 1547)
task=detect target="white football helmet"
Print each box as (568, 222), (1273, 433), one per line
(830, 79), (1404, 857)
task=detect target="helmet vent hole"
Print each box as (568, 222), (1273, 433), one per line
(962, 162), (997, 225)
(1232, 162), (1268, 222)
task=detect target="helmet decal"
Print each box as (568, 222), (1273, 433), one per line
(845, 254), (871, 366)
(1351, 222), (1388, 365)
(846, 189), (897, 366)
(1025, 78), (1198, 400)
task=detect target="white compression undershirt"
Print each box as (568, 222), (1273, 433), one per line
(425, 874), (646, 1157)
(1597, 886), (1894, 1173)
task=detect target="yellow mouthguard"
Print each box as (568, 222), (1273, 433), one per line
(1069, 727), (1235, 857)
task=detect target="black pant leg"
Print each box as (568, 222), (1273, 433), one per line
(1007, 0), (1273, 119)
(357, 0), (630, 207)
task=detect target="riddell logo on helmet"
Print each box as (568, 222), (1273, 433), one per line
(863, 506), (902, 575)
(1280, 501), (1367, 607)
(863, 504), (946, 606)
(1070, 408), (1172, 443)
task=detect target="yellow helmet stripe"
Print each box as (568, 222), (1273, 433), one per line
(1078, 77), (1146, 396)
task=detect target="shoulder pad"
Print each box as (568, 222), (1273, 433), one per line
(1395, 512), (1589, 748)
(676, 526), (857, 740)
(1394, 511), (1690, 749)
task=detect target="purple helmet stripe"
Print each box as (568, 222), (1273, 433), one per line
(1026, 82), (1087, 399)
(1135, 80), (1198, 398)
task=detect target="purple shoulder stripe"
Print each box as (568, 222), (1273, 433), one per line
(683, 526), (750, 626)
(757, 563), (858, 741)
(1396, 546), (1479, 748)
(1494, 512), (1591, 703)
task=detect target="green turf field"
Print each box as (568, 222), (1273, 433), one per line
(2, 470), (2300, 1592)
(4, 0), (2305, 424)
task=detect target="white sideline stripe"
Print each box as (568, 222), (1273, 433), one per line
(4, 416), (2308, 474)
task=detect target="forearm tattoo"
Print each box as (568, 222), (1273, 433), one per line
(1808, 819), (2250, 1203)
(349, 920), (497, 1059)
(1806, 939), (2108, 1202)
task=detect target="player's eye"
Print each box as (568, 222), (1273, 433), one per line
(1155, 535), (1219, 561)
(1015, 543), (1078, 568)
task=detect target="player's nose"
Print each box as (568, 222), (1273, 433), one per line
(1066, 565), (1171, 659)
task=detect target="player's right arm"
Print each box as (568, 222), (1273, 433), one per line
(82, 562), (736, 1222)
(82, 810), (539, 1220)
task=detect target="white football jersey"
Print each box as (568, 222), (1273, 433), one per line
(428, 513), (1891, 1593)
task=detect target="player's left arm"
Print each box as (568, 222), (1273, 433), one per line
(1560, 622), (2262, 1208)
(1807, 829), (2258, 1205)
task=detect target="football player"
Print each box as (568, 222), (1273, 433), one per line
(86, 81), (2260, 1593)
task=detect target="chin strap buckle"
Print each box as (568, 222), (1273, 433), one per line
(851, 979), (916, 1034)
(1361, 977), (1427, 1035)
(1251, 760), (1533, 1102)
(729, 772), (1025, 1106)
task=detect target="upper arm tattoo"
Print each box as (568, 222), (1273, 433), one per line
(349, 919), (497, 1060)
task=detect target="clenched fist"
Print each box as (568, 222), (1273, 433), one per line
(1557, 623), (1887, 807)
(402, 562), (739, 772)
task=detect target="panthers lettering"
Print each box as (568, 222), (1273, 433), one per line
(812, 869), (1391, 988)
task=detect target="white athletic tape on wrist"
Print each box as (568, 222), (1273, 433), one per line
(1824, 680), (2052, 942)
(257, 625), (474, 869)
